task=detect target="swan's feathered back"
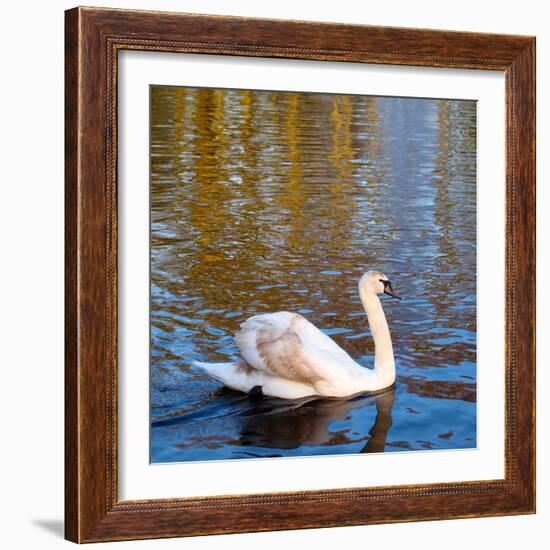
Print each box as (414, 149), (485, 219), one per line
(236, 312), (324, 385)
(234, 312), (366, 394)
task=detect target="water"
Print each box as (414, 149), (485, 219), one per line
(150, 86), (477, 463)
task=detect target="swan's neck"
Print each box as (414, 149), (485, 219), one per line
(359, 289), (396, 386)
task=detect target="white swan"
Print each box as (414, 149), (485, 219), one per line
(194, 270), (401, 399)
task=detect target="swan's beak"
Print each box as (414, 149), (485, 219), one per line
(383, 282), (402, 300)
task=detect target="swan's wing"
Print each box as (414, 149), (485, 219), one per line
(235, 312), (361, 385)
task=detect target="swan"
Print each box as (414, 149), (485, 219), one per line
(194, 270), (401, 399)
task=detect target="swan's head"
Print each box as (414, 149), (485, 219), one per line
(359, 270), (401, 300)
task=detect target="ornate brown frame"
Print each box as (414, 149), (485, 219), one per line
(65, 6), (536, 543)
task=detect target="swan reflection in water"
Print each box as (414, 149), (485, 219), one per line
(229, 387), (396, 455)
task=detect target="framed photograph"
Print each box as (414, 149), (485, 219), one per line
(65, 6), (536, 543)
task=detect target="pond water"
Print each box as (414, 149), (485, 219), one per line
(150, 86), (477, 463)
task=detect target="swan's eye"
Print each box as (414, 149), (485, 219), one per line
(379, 279), (391, 289)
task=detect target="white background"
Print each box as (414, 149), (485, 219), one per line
(119, 52), (505, 499)
(0, 1), (546, 549)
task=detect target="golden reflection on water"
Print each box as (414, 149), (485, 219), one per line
(150, 85), (477, 463)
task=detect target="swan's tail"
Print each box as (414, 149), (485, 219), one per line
(193, 360), (317, 399)
(193, 360), (258, 394)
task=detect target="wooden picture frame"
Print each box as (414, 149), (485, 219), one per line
(65, 6), (536, 543)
